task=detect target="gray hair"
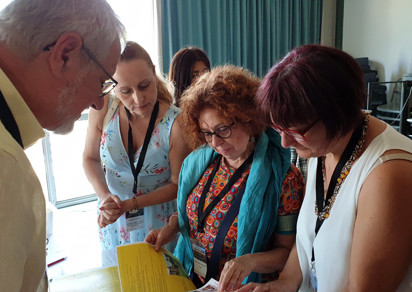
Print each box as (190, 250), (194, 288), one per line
(0, 0), (126, 63)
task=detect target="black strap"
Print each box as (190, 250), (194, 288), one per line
(205, 183), (247, 282)
(0, 90), (23, 148)
(127, 100), (159, 194)
(311, 123), (363, 262)
(197, 152), (254, 231)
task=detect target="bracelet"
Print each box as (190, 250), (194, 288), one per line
(130, 196), (139, 212)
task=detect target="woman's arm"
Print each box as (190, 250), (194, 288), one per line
(219, 233), (295, 291)
(236, 244), (303, 292)
(106, 113), (191, 212)
(145, 212), (180, 251)
(220, 164), (304, 291)
(345, 157), (412, 291)
(83, 96), (122, 227)
(83, 95), (113, 201)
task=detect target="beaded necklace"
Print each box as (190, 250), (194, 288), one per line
(315, 113), (369, 221)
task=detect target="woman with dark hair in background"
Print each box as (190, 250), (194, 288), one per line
(239, 44), (412, 292)
(168, 46), (210, 107)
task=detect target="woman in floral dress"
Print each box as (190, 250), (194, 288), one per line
(83, 41), (190, 251)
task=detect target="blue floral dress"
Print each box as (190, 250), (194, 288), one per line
(98, 102), (179, 251)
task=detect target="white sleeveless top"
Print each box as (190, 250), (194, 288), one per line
(297, 125), (412, 291)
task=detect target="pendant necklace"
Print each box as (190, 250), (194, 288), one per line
(315, 112), (369, 221)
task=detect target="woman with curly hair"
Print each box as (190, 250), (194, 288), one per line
(145, 65), (304, 290)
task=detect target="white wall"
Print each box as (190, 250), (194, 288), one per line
(343, 0), (412, 83)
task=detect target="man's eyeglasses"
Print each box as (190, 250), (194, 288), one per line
(200, 122), (235, 143)
(272, 119), (319, 142)
(43, 41), (118, 98)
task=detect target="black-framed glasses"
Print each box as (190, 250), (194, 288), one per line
(43, 41), (118, 98)
(200, 122), (235, 143)
(271, 119), (319, 142)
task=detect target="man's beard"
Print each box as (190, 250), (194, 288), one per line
(53, 83), (78, 134)
(53, 70), (88, 135)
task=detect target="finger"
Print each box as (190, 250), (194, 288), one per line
(98, 215), (108, 228)
(235, 282), (259, 292)
(99, 213), (111, 225)
(111, 195), (122, 208)
(155, 227), (175, 251)
(99, 201), (120, 211)
(232, 270), (249, 291)
(97, 215), (103, 228)
(218, 263), (232, 291)
(103, 208), (122, 216)
(218, 275), (227, 291)
(154, 231), (166, 251)
(144, 231), (157, 245)
(255, 284), (272, 292)
(220, 260), (243, 291)
(100, 211), (120, 224)
(226, 267), (244, 291)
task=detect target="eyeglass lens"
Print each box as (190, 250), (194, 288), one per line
(273, 127), (304, 141)
(100, 81), (116, 98)
(202, 125), (232, 142)
(192, 68), (210, 79)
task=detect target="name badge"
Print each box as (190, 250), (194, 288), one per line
(191, 239), (208, 278)
(310, 261), (318, 291)
(126, 208), (144, 232)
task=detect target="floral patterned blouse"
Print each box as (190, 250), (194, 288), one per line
(98, 102), (180, 251)
(186, 156), (304, 275)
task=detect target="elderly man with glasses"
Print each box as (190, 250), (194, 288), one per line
(0, 0), (125, 290)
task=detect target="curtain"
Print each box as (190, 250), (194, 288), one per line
(161, 0), (323, 77)
(335, 0), (344, 49)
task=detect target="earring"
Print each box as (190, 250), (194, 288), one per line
(249, 136), (255, 143)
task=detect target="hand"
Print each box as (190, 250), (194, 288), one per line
(145, 222), (178, 251)
(235, 279), (294, 292)
(219, 255), (254, 291)
(98, 194), (123, 228)
(235, 282), (271, 292)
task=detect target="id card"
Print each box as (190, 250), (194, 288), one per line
(309, 261), (318, 291)
(191, 239), (207, 278)
(125, 208), (144, 232)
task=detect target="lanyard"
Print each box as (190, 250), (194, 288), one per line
(197, 151), (254, 232)
(205, 179), (247, 282)
(311, 123), (363, 262)
(0, 90), (23, 148)
(126, 100), (159, 194)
